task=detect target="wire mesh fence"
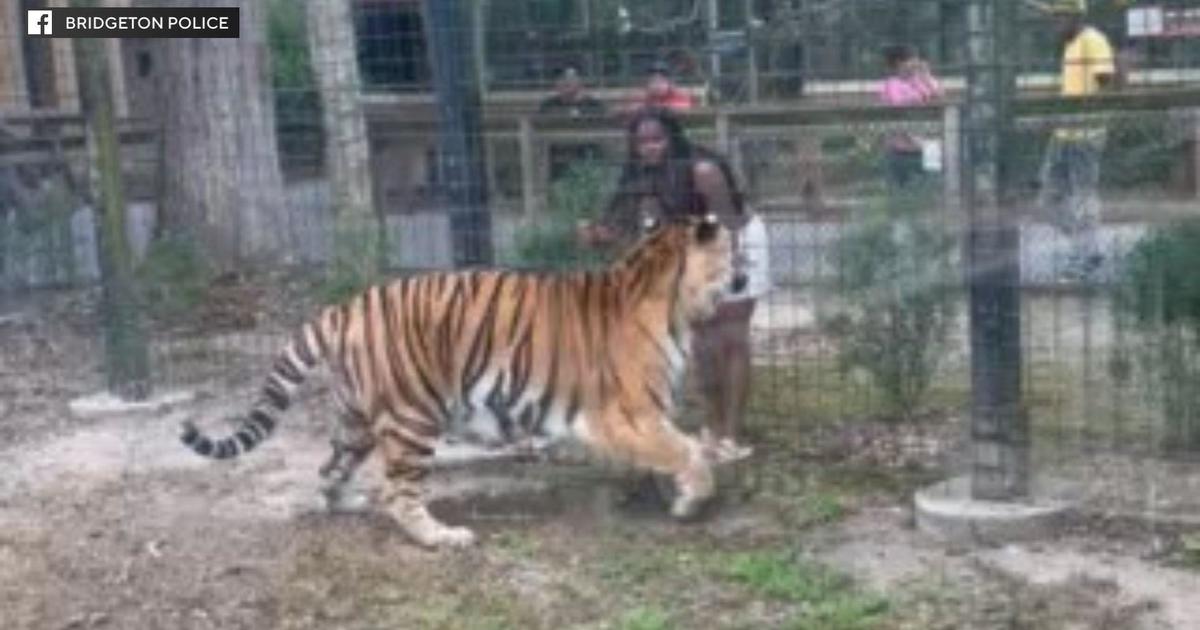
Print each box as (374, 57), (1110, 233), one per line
(3, 2), (1200, 626)
(7, 0), (1200, 544)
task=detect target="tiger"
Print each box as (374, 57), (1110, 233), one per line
(181, 214), (742, 548)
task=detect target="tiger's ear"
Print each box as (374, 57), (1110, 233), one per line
(694, 213), (720, 244)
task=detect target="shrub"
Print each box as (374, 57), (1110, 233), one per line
(1113, 219), (1200, 452)
(826, 186), (958, 421)
(509, 160), (613, 270)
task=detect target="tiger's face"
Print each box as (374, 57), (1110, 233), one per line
(676, 215), (737, 321)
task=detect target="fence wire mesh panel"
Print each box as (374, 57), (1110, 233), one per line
(4, 1), (1200, 629)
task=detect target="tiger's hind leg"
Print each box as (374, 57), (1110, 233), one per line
(319, 405), (377, 513)
(377, 421), (476, 548)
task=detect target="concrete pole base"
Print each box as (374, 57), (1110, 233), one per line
(915, 475), (1078, 546)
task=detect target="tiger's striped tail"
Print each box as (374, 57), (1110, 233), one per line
(181, 321), (327, 459)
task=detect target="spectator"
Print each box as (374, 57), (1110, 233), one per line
(538, 66), (607, 182)
(538, 65), (606, 118)
(1037, 0), (1116, 278)
(578, 108), (772, 463)
(878, 44), (943, 190)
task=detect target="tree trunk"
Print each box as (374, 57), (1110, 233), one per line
(157, 0), (286, 271)
(306, 0), (382, 280)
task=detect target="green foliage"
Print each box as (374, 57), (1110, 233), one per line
(1116, 220), (1200, 332)
(267, 0), (322, 171)
(315, 219), (384, 306)
(0, 175), (80, 286)
(136, 236), (213, 324)
(1180, 533), (1200, 570)
(509, 160), (613, 270)
(1113, 220), (1200, 452)
(826, 187), (958, 422)
(616, 606), (672, 630)
(267, 0), (312, 92)
(720, 551), (889, 630)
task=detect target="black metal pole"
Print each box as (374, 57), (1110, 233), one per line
(964, 0), (1027, 500)
(422, 0), (494, 267)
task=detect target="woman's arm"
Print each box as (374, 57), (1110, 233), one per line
(579, 178), (641, 247)
(693, 160), (747, 231)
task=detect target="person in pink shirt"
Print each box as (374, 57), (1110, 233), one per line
(878, 45), (943, 189)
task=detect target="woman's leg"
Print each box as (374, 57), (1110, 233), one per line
(693, 298), (756, 460)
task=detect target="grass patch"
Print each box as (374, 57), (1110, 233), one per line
(282, 534), (542, 630)
(1175, 532), (1200, 571)
(718, 551), (889, 629)
(797, 492), (847, 525)
(616, 606), (673, 630)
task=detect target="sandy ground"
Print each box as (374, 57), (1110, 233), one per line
(2, 288), (1199, 629)
(1, 386), (1198, 629)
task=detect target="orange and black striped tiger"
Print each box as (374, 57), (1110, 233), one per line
(181, 214), (740, 547)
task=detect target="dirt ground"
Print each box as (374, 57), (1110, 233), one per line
(2, 289), (1199, 630)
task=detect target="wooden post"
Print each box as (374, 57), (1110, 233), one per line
(716, 110), (731, 155)
(102, 0), (131, 117)
(0, 1), (30, 112)
(707, 0), (721, 99)
(943, 104), (962, 213)
(49, 0), (80, 112)
(744, 0), (759, 103)
(74, 5), (151, 401)
(1191, 108), (1200, 200)
(717, 110), (747, 189)
(519, 115), (536, 217)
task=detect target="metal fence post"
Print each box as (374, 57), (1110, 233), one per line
(423, 0), (494, 267)
(964, 0), (1027, 500)
(74, 23), (150, 401)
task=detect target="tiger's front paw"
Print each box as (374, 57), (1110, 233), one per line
(670, 446), (715, 521)
(414, 524), (477, 549)
(670, 493), (707, 520)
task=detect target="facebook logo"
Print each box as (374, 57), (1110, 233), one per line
(27, 10), (53, 36)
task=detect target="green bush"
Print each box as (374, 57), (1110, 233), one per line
(1113, 220), (1200, 452)
(509, 160), (613, 270)
(826, 186), (958, 422)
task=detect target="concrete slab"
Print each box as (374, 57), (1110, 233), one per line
(68, 389), (197, 421)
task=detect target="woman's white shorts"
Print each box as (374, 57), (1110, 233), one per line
(727, 213), (772, 302)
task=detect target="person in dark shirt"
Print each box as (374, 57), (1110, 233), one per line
(539, 66), (607, 117)
(538, 66), (608, 181)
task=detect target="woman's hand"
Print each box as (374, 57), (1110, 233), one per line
(576, 221), (617, 247)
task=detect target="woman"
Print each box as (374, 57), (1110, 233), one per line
(878, 44), (943, 189)
(579, 108), (770, 463)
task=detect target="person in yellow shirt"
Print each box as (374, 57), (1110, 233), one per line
(1036, 0), (1116, 280)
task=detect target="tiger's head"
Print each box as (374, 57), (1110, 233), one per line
(619, 214), (741, 322)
